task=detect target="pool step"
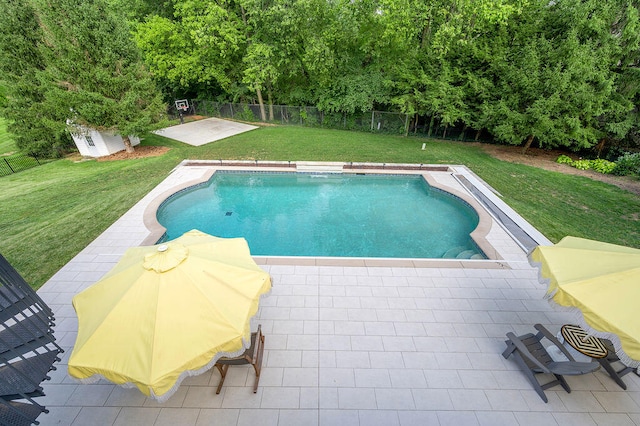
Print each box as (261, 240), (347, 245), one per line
(443, 246), (479, 259)
(456, 250), (477, 259)
(443, 246), (466, 258)
(297, 162), (344, 173)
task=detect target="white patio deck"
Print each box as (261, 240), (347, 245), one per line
(36, 163), (640, 426)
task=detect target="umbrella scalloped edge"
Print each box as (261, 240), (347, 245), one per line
(69, 286), (273, 403)
(529, 253), (640, 369)
(545, 293), (640, 369)
(528, 257), (556, 298)
(69, 330), (252, 402)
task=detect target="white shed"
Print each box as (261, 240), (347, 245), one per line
(70, 126), (140, 158)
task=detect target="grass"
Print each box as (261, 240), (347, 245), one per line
(1, 125), (639, 289)
(0, 117), (16, 155)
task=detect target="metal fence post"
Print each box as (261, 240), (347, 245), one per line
(4, 158), (15, 174)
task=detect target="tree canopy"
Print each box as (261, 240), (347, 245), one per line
(2, 0), (640, 155)
(0, 0), (166, 155)
(130, 0), (640, 153)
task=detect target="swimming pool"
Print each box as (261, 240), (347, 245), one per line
(156, 171), (485, 259)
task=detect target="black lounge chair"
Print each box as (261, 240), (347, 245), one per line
(502, 324), (601, 402)
(215, 325), (265, 394)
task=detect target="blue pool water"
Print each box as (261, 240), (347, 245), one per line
(157, 172), (484, 259)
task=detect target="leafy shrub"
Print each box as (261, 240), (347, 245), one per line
(556, 155), (573, 165)
(590, 159), (616, 174)
(612, 152), (640, 177)
(572, 159), (591, 170)
(236, 105), (257, 122)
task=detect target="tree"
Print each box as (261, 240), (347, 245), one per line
(32, 0), (166, 152)
(0, 0), (72, 156)
(135, 0), (246, 102)
(481, 0), (638, 153)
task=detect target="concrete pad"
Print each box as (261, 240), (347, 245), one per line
(154, 117), (258, 146)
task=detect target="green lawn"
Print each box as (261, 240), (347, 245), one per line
(0, 117), (16, 155)
(1, 125), (639, 289)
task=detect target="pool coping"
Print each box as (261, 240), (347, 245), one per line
(140, 160), (549, 269)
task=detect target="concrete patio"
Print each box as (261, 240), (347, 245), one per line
(35, 163), (640, 425)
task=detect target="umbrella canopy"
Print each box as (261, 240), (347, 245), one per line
(530, 236), (640, 366)
(68, 229), (271, 401)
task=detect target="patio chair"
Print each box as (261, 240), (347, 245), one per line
(214, 325), (264, 394)
(596, 338), (638, 390)
(502, 324), (600, 402)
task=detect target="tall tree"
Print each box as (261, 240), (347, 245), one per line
(0, 0), (72, 156)
(33, 0), (166, 152)
(135, 0), (246, 101)
(482, 0), (637, 152)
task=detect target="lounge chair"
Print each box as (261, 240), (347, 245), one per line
(596, 339), (638, 390)
(502, 324), (600, 402)
(214, 325), (264, 394)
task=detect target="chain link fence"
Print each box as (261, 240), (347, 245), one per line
(168, 100), (495, 143)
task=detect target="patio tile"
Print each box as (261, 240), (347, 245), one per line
(267, 350), (303, 367)
(237, 409), (279, 426)
(590, 412), (636, 425)
(557, 391), (606, 412)
(105, 386), (149, 407)
(397, 410), (439, 426)
(319, 368), (355, 387)
(195, 408), (239, 425)
(358, 409), (400, 425)
(319, 388), (338, 409)
(475, 411), (518, 426)
(459, 370), (499, 390)
(282, 367), (319, 387)
(350, 335), (383, 351)
(592, 391), (640, 413)
(335, 351), (371, 368)
(354, 369), (391, 388)
(484, 389), (529, 411)
(375, 388), (415, 410)
(39, 383), (77, 407)
(38, 407), (81, 425)
(182, 386), (224, 408)
(220, 387), (263, 408)
(423, 370), (463, 389)
(388, 369), (427, 388)
(412, 389), (454, 410)
(436, 410), (480, 426)
(113, 407), (160, 426)
(155, 408), (200, 426)
(369, 351), (404, 369)
(448, 389), (492, 410)
(338, 388), (377, 409)
(551, 412), (598, 426)
(66, 384), (115, 406)
(278, 409), (319, 426)
(260, 387), (301, 409)
(70, 407), (120, 425)
(319, 409), (359, 426)
(300, 387), (320, 409)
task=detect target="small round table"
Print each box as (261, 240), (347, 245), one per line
(561, 324), (608, 359)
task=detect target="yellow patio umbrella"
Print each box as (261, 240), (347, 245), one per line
(68, 229), (271, 401)
(530, 236), (640, 367)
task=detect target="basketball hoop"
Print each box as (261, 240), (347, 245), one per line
(174, 99), (189, 112)
(174, 99), (189, 124)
